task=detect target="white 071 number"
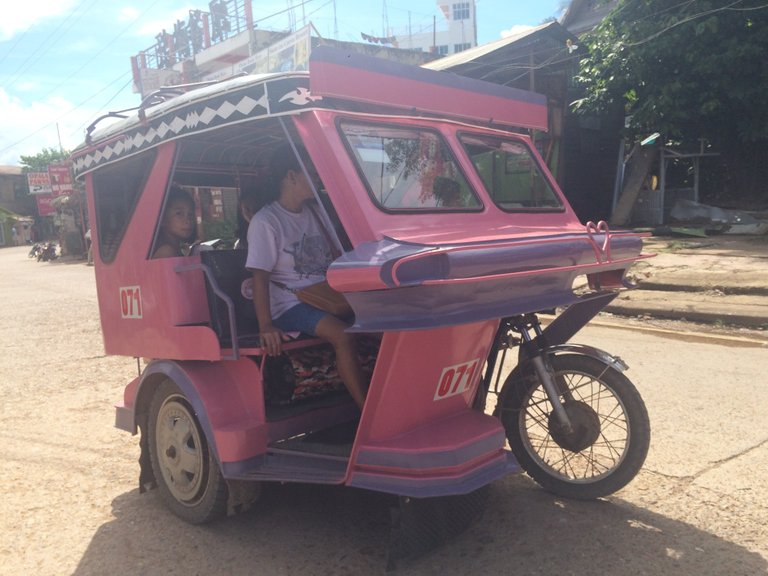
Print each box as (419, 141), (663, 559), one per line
(119, 286), (143, 319)
(434, 358), (480, 401)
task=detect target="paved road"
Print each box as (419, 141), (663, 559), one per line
(1, 246), (767, 576)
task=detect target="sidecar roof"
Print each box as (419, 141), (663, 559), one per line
(71, 46), (547, 180)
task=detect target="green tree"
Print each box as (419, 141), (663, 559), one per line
(19, 147), (69, 173)
(574, 0), (768, 205)
(16, 148), (73, 216)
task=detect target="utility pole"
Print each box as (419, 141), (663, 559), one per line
(408, 11), (412, 49)
(56, 123), (64, 154)
(333, 0), (338, 39)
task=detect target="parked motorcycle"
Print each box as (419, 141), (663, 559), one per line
(36, 242), (58, 262)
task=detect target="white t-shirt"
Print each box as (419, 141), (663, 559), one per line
(245, 201), (333, 319)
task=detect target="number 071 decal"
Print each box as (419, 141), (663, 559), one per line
(119, 286), (143, 319)
(434, 358), (481, 401)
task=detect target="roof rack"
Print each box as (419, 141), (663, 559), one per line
(85, 74), (249, 144)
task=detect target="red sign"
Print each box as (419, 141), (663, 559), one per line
(35, 194), (56, 217)
(48, 163), (74, 197)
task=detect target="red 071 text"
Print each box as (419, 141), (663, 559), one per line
(434, 358), (480, 401)
(119, 286), (143, 319)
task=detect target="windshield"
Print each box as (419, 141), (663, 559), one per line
(340, 121), (481, 212)
(460, 134), (563, 212)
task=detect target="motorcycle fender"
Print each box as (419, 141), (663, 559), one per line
(132, 358), (268, 464)
(497, 344), (629, 420)
(544, 343), (629, 372)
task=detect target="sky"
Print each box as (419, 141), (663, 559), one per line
(0, 0), (566, 165)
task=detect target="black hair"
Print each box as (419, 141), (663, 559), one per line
(163, 185), (197, 242)
(265, 142), (313, 201)
(167, 185), (195, 209)
(236, 184), (266, 249)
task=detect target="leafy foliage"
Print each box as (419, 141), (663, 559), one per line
(574, 0), (768, 145)
(574, 0), (768, 206)
(19, 148), (69, 173)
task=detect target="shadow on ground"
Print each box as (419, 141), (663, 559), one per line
(72, 475), (766, 576)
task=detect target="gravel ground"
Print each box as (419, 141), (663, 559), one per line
(2, 246), (767, 576)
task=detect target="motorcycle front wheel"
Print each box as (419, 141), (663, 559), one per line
(497, 353), (650, 500)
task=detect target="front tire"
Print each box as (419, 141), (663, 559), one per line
(497, 353), (650, 499)
(148, 379), (228, 523)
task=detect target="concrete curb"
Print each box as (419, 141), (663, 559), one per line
(605, 289), (768, 329)
(638, 281), (768, 297)
(589, 317), (768, 348)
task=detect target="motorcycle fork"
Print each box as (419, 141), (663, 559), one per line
(512, 315), (574, 433)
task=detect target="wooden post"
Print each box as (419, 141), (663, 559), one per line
(609, 142), (657, 227)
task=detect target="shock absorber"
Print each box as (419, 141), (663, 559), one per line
(511, 315), (573, 433)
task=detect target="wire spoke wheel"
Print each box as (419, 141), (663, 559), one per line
(498, 353), (650, 500)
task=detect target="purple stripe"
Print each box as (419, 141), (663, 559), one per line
(348, 453), (521, 498)
(346, 278), (579, 332)
(356, 431), (506, 470)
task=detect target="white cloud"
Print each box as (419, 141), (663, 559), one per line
(500, 24), (535, 39)
(118, 6), (141, 23)
(0, 0), (78, 41)
(0, 88), (97, 165)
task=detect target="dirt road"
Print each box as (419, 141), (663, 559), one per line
(1, 246), (767, 576)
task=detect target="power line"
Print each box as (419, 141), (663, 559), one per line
(254, 0), (319, 25)
(1, 0), (168, 158)
(69, 76), (135, 140)
(621, 0), (748, 47)
(4, 0), (97, 89)
(0, 26), (31, 67)
(0, 71), (132, 157)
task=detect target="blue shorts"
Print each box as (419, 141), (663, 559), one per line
(273, 303), (327, 336)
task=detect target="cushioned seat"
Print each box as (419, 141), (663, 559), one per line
(200, 249), (259, 348)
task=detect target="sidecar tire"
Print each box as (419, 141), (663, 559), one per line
(148, 379), (228, 523)
(497, 354), (649, 500)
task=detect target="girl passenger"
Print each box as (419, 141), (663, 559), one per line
(152, 187), (197, 258)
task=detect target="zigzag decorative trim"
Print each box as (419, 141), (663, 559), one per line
(72, 75), (317, 178)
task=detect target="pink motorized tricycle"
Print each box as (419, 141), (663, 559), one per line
(72, 46), (650, 559)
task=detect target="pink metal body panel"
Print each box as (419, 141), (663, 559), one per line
(309, 46), (548, 132)
(344, 320), (506, 485)
(87, 143), (221, 361)
(117, 359), (268, 463)
(174, 359), (268, 463)
(355, 321), (497, 441)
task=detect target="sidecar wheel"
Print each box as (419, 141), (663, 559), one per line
(148, 380), (228, 523)
(497, 354), (649, 500)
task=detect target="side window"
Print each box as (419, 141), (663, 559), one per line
(92, 151), (157, 263)
(339, 121), (482, 212)
(460, 134), (563, 211)
(453, 2), (470, 20)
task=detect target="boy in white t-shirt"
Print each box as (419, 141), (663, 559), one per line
(246, 144), (367, 410)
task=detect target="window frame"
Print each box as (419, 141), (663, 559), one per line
(453, 2), (470, 20)
(337, 118), (484, 215)
(458, 131), (566, 214)
(92, 149), (158, 264)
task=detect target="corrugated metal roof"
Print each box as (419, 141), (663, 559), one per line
(0, 166), (23, 176)
(423, 22), (573, 71)
(561, 0), (618, 36)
